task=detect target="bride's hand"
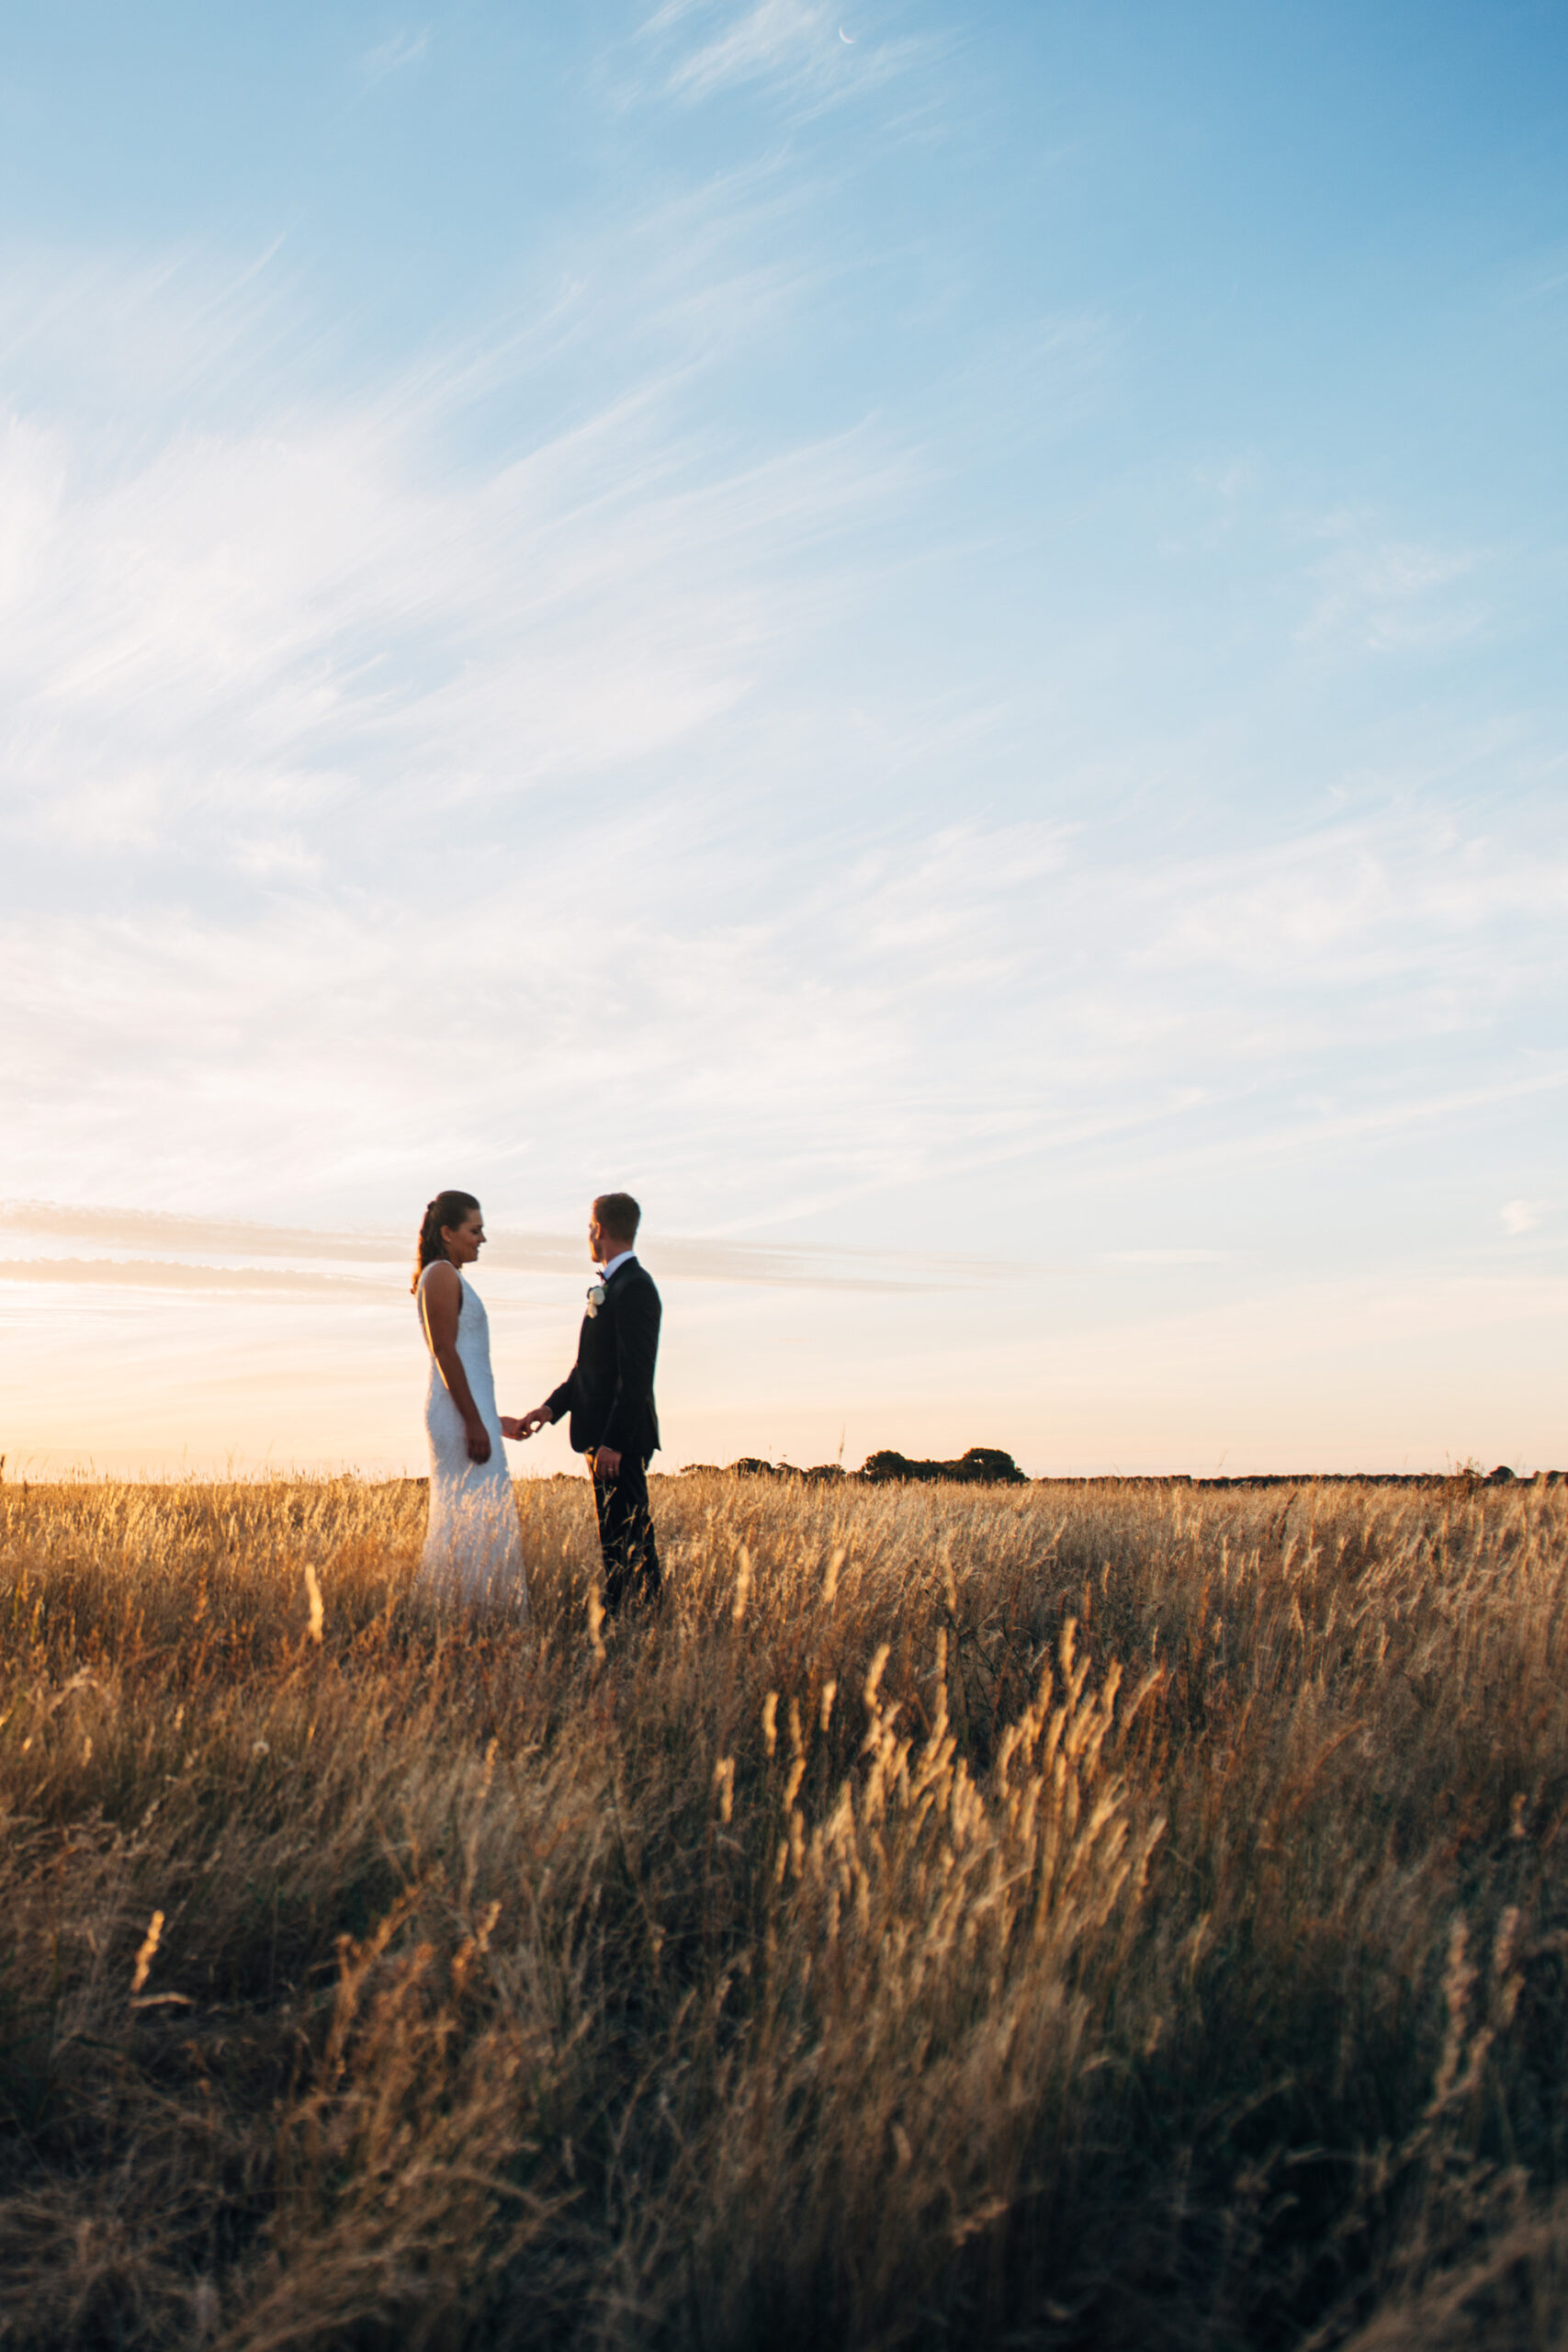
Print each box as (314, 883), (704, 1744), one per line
(466, 1421), (492, 1464)
(499, 1416), (525, 1440)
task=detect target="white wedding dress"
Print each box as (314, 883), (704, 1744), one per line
(417, 1265), (528, 1609)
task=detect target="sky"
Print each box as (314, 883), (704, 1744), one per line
(1, 0), (1564, 1477)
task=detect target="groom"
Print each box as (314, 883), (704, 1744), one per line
(516, 1193), (662, 1615)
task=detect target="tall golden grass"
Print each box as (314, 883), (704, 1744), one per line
(2, 1469), (1567, 2349)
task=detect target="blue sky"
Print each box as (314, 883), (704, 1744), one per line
(1, 2), (1564, 1474)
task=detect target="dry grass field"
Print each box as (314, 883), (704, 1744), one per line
(3, 1470), (1568, 2350)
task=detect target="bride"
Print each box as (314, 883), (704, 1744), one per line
(412, 1191), (527, 1608)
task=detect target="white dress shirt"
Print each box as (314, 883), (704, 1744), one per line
(599, 1249), (637, 1282)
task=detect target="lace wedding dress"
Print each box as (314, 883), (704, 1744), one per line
(417, 1265), (527, 1608)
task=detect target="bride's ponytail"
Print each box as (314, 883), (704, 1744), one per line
(412, 1191), (480, 1293)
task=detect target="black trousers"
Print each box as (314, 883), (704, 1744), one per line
(591, 1453), (661, 1615)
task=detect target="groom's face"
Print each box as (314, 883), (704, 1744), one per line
(589, 1216), (631, 1265)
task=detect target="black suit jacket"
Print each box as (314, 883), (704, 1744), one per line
(546, 1258), (661, 1459)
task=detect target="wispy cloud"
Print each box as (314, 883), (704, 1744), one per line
(0, 1258), (383, 1295)
(5, 232), (1557, 1264)
(0, 1204), (1006, 1294)
(1501, 1199), (1548, 1236)
(1134, 813), (1568, 994)
(1296, 518), (1487, 650)
(0, 253), (908, 869)
(359, 28), (430, 86)
(4, 767), (1563, 1234)
(1101, 1250), (1231, 1266)
(637, 0), (944, 114)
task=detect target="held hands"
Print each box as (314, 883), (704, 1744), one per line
(502, 1406), (555, 1442)
(499, 1408), (609, 1476)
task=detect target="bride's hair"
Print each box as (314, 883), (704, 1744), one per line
(412, 1191), (481, 1292)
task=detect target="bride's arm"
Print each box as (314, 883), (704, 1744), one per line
(419, 1263), (491, 1464)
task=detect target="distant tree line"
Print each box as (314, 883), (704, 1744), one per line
(680, 1447), (1030, 1487)
(672, 1456), (1552, 1489)
(400, 1457), (1554, 1489)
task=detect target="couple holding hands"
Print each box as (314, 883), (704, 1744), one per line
(413, 1188), (661, 1618)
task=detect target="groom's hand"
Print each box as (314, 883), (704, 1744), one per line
(592, 1445), (622, 1480)
(516, 1405), (555, 1440)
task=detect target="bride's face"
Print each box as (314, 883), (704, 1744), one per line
(443, 1208), (485, 1264)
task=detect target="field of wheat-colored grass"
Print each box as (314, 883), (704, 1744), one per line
(3, 1469), (1567, 2349)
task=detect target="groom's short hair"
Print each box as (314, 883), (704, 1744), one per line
(593, 1192), (641, 1244)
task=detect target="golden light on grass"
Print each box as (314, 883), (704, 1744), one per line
(1, 1468), (1567, 2347)
(129, 1909), (164, 1997)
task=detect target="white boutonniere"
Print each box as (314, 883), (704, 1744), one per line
(585, 1282), (606, 1319)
